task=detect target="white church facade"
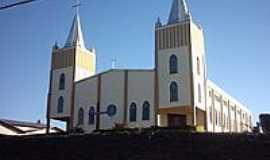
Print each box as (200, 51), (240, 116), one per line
(46, 0), (253, 133)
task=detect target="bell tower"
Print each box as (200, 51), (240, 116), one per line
(155, 0), (207, 128)
(46, 12), (96, 132)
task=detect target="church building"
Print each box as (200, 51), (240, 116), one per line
(46, 0), (253, 133)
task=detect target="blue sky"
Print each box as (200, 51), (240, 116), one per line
(0, 0), (269, 124)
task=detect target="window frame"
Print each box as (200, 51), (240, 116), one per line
(57, 96), (64, 113)
(169, 55), (178, 74)
(142, 101), (150, 121)
(78, 108), (84, 125)
(59, 73), (65, 90)
(170, 81), (179, 102)
(215, 109), (218, 126)
(88, 107), (95, 125)
(198, 84), (202, 103)
(129, 103), (137, 122)
(209, 106), (213, 123)
(197, 57), (201, 75)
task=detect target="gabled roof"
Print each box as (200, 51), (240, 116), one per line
(64, 13), (86, 50)
(0, 119), (65, 136)
(76, 69), (155, 84)
(0, 119), (46, 129)
(0, 120), (25, 134)
(168, 0), (191, 25)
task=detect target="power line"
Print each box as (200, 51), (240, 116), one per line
(0, 0), (40, 11)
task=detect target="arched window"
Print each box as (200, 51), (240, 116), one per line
(142, 101), (150, 120)
(215, 109), (218, 126)
(88, 107), (95, 125)
(59, 73), (65, 90)
(197, 57), (200, 75)
(198, 84), (202, 103)
(209, 106), (213, 123)
(57, 96), (64, 113)
(169, 55), (178, 74)
(170, 82), (178, 102)
(78, 108), (84, 125)
(129, 103), (137, 122)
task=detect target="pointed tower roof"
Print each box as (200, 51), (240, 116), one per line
(64, 13), (86, 50)
(155, 17), (162, 28)
(168, 0), (191, 25)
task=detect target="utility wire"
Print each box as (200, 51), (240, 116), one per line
(0, 0), (40, 11)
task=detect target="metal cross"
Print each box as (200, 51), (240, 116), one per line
(72, 0), (81, 14)
(112, 58), (116, 69)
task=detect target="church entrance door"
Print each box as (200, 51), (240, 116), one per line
(168, 114), (187, 127)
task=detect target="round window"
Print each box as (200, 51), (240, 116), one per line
(107, 104), (117, 117)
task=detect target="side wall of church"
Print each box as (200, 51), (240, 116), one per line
(206, 80), (253, 133)
(126, 71), (155, 128)
(99, 71), (125, 130)
(74, 70), (155, 133)
(74, 76), (98, 133)
(190, 22), (207, 112)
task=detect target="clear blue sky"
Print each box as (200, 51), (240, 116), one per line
(0, 0), (269, 124)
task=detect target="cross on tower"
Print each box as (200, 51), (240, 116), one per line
(72, 0), (81, 14)
(112, 58), (116, 69)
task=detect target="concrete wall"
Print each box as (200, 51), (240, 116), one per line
(74, 70), (155, 132)
(158, 47), (192, 108)
(190, 22), (207, 112)
(99, 71), (125, 130)
(50, 67), (73, 119)
(206, 80), (252, 133)
(74, 48), (96, 81)
(126, 71), (155, 128)
(74, 76), (98, 133)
